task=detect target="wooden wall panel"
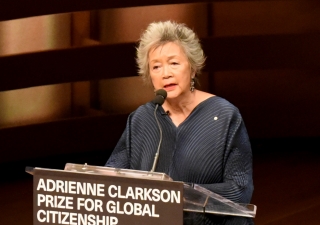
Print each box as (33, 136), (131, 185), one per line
(1, 33), (318, 92)
(1, 0), (214, 21)
(0, 114), (127, 163)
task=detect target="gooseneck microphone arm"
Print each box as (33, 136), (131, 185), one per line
(150, 104), (163, 173)
(150, 89), (167, 173)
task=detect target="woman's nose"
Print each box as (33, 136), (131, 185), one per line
(162, 65), (172, 78)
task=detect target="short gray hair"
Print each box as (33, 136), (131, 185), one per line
(136, 21), (206, 84)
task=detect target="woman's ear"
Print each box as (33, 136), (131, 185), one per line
(191, 68), (196, 77)
(191, 71), (196, 79)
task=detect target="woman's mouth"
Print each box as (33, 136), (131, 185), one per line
(164, 84), (177, 90)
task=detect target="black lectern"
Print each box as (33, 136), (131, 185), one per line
(27, 163), (256, 225)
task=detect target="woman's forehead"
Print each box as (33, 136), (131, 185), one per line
(149, 42), (186, 60)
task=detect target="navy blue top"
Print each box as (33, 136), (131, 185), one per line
(106, 96), (254, 225)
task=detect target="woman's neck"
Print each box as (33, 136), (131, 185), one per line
(162, 90), (215, 126)
(163, 90), (197, 116)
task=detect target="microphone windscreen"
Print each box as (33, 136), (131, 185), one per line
(153, 95), (165, 105)
(155, 89), (167, 99)
(153, 89), (167, 105)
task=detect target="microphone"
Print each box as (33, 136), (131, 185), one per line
(152, 89), (167, 105)
(150, 89), (167, 172)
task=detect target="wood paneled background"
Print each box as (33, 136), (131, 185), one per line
(0, 1), (319, 224)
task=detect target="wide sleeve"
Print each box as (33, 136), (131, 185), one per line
(105, 113), (133, 169)
(200, 112), (254, 204)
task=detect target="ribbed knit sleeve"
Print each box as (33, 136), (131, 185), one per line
(199, 110), (254, 203)
(105, 124), (129, 169)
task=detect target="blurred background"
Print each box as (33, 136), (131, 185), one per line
(0, 1), (319, 224)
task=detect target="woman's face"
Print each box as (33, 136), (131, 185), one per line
(148, 42), (193, 100)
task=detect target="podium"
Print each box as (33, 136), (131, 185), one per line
(26, 163), (256, 225)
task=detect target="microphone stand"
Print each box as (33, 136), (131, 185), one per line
(150, 104), (163, 173)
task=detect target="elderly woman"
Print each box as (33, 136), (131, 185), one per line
(106, 21), (254, 225)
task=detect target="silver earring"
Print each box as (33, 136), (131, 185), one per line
(190, 78), (195, 92)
